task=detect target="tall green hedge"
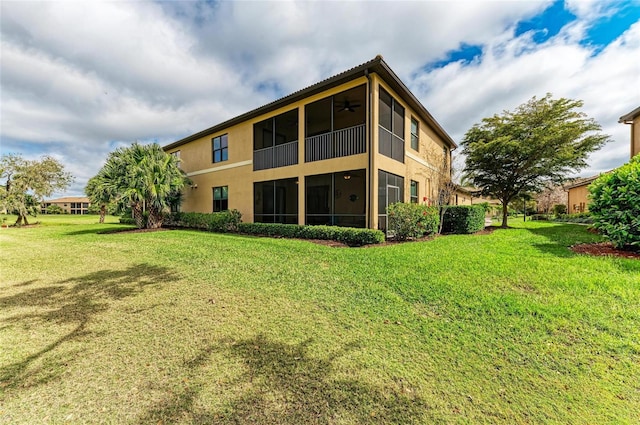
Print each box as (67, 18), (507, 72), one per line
(441, 205), (485, 234)
(589, 156), (640, 249)
(387, 203), (439, 240)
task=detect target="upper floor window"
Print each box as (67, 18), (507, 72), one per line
(411, 118), (419, 151)
(170, 150), (181, 168)
(212, 134), (228, 163)
(442, 146), (448, 169)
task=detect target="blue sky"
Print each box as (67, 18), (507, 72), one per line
(1, 0), (639, 197)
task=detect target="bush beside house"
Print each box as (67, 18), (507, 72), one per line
(387, 203), (439, 241)
(442, 205), (485, 234)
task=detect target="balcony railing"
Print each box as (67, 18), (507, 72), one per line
(254, 140), (298, 171)
(379, 127), (405, 163)
(305, 124), (366, 162)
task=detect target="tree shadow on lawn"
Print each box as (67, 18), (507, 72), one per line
(63, 224), (136, 236)
(139, 334), (429, 425)
(524, 224), (597, 258)
(0, 264), (177, 391)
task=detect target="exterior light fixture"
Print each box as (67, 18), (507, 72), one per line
(343, 172), (351, 180)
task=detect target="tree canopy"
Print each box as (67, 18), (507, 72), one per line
(461, 94), (610, 227)
(0, 154), (73, 225)
(88, 143), (188, 229)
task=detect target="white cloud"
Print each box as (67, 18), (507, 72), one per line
(0, 0), (637, 197)
(416, 19), (640, 178)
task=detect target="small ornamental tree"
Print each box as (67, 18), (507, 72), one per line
(589, 156), (640, 250)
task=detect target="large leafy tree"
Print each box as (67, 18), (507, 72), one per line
(90, 143), (188, 229)
(0, 154), (73, 226)
(461, 94), (610, 227)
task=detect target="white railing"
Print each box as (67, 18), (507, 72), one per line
(305, 124), (366, 162)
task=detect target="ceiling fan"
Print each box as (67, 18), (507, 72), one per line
(335, 99), (361, 112)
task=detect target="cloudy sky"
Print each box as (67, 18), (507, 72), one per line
(1, 0), (639, 197)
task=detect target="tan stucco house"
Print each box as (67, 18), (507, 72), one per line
(41, 197), (90, 214)
(565, 176), (599, 213)
(164, 56), (457, 230)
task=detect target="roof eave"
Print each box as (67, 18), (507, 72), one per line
(619, 106), (640, 123)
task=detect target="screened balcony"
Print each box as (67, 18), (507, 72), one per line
(253, 109), (299, 171)
(305, 85), (366, 163)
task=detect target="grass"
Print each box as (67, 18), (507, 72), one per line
(1, 214), (639, 424)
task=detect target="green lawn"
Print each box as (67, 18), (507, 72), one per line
(1, 215), (638, 424)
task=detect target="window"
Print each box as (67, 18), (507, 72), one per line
(212, 134), (228, 163)
(410, 180), (419, 203)
(411, 118), (419, 151)
(443, 146), (448, 169)
(170, 150), (181, 168)
(213, 186), (228, 212)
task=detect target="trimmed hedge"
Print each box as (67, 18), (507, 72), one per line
(553, 213), (593, 224)
(165, 210), (242, 232)
(387, 203), (439, 241)
(238, 222), (384, 246)
(441, 205), (485, 234)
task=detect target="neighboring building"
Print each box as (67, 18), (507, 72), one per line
(619, 106), (640, 158)
(163, 56), (457, 230)
(564, 105), (639, 214)
(41, 197), (90, 214)
(565, 176), (599, 213)
(453, 187), (474, 206)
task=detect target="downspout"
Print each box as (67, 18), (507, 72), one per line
(365, 68), (373, 229)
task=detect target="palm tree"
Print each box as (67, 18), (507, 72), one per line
(89, 143), (188, 229)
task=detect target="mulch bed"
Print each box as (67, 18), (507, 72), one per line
(571, 242), (640, 259)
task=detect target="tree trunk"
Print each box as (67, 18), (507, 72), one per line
(99, 205), (106, 224)
(501, 203), (509, 228)
(146, 206), (163, 229)
(132, 203), (145, 229)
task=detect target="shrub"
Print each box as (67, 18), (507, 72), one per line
(530, 214), (551, 221)
(119, 216), (136, 225)
(441, 205), (485, 234)
(387, 202), (439, 241)
(46, 205), (64, 215)
(237, 222), (384, 246)
(553, 213), (593, 224)
(589, 157), (640, 249)
(165, 210), (242, 233)
(552, 204), (567, 215)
